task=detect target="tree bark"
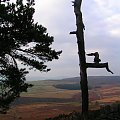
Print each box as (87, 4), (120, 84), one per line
(73, 0), (89, 119)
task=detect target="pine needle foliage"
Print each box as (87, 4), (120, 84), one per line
(0, 0), (62, 113)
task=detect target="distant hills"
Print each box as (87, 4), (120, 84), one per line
(60, 76), (120, 84)
(13, 76), (120, 105)
(87, 76), (120, 87)
(27, 76), (120, 90)
(53, 76), (120, 90)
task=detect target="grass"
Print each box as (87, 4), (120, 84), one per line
(22, 80), (81, 99)
(46, 103), (120, 120)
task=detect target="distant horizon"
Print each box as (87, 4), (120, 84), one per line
(26, 75), (120, 81)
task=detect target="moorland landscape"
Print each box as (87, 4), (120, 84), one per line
(1, 76), (120, 120)
(1, 0), (120, 120)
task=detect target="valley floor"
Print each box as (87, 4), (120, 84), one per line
(1, 79), (120, 120)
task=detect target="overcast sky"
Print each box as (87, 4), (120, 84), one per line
(26, 0), (120, 80)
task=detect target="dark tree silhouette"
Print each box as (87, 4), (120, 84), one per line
(70, 0), (113, 120)
(70, 0), (88, 119)
(0, 0), (62, 113)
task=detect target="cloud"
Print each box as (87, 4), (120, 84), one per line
(93, 0), (120, 38)
(105, 14), (120, 37)
(109, 29), (120, 38)
(25, 0), (120, 80)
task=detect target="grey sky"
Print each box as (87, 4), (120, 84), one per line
(26, 0), (120, 80)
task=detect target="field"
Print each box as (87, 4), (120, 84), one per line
(0, 76), (120, 120)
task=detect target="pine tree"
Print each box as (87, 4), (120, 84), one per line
(0, 0), (62, 113)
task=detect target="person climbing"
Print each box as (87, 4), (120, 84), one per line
(87, 52), (101, 63)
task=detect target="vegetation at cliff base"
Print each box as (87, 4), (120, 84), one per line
(46, 103), (120, 120)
